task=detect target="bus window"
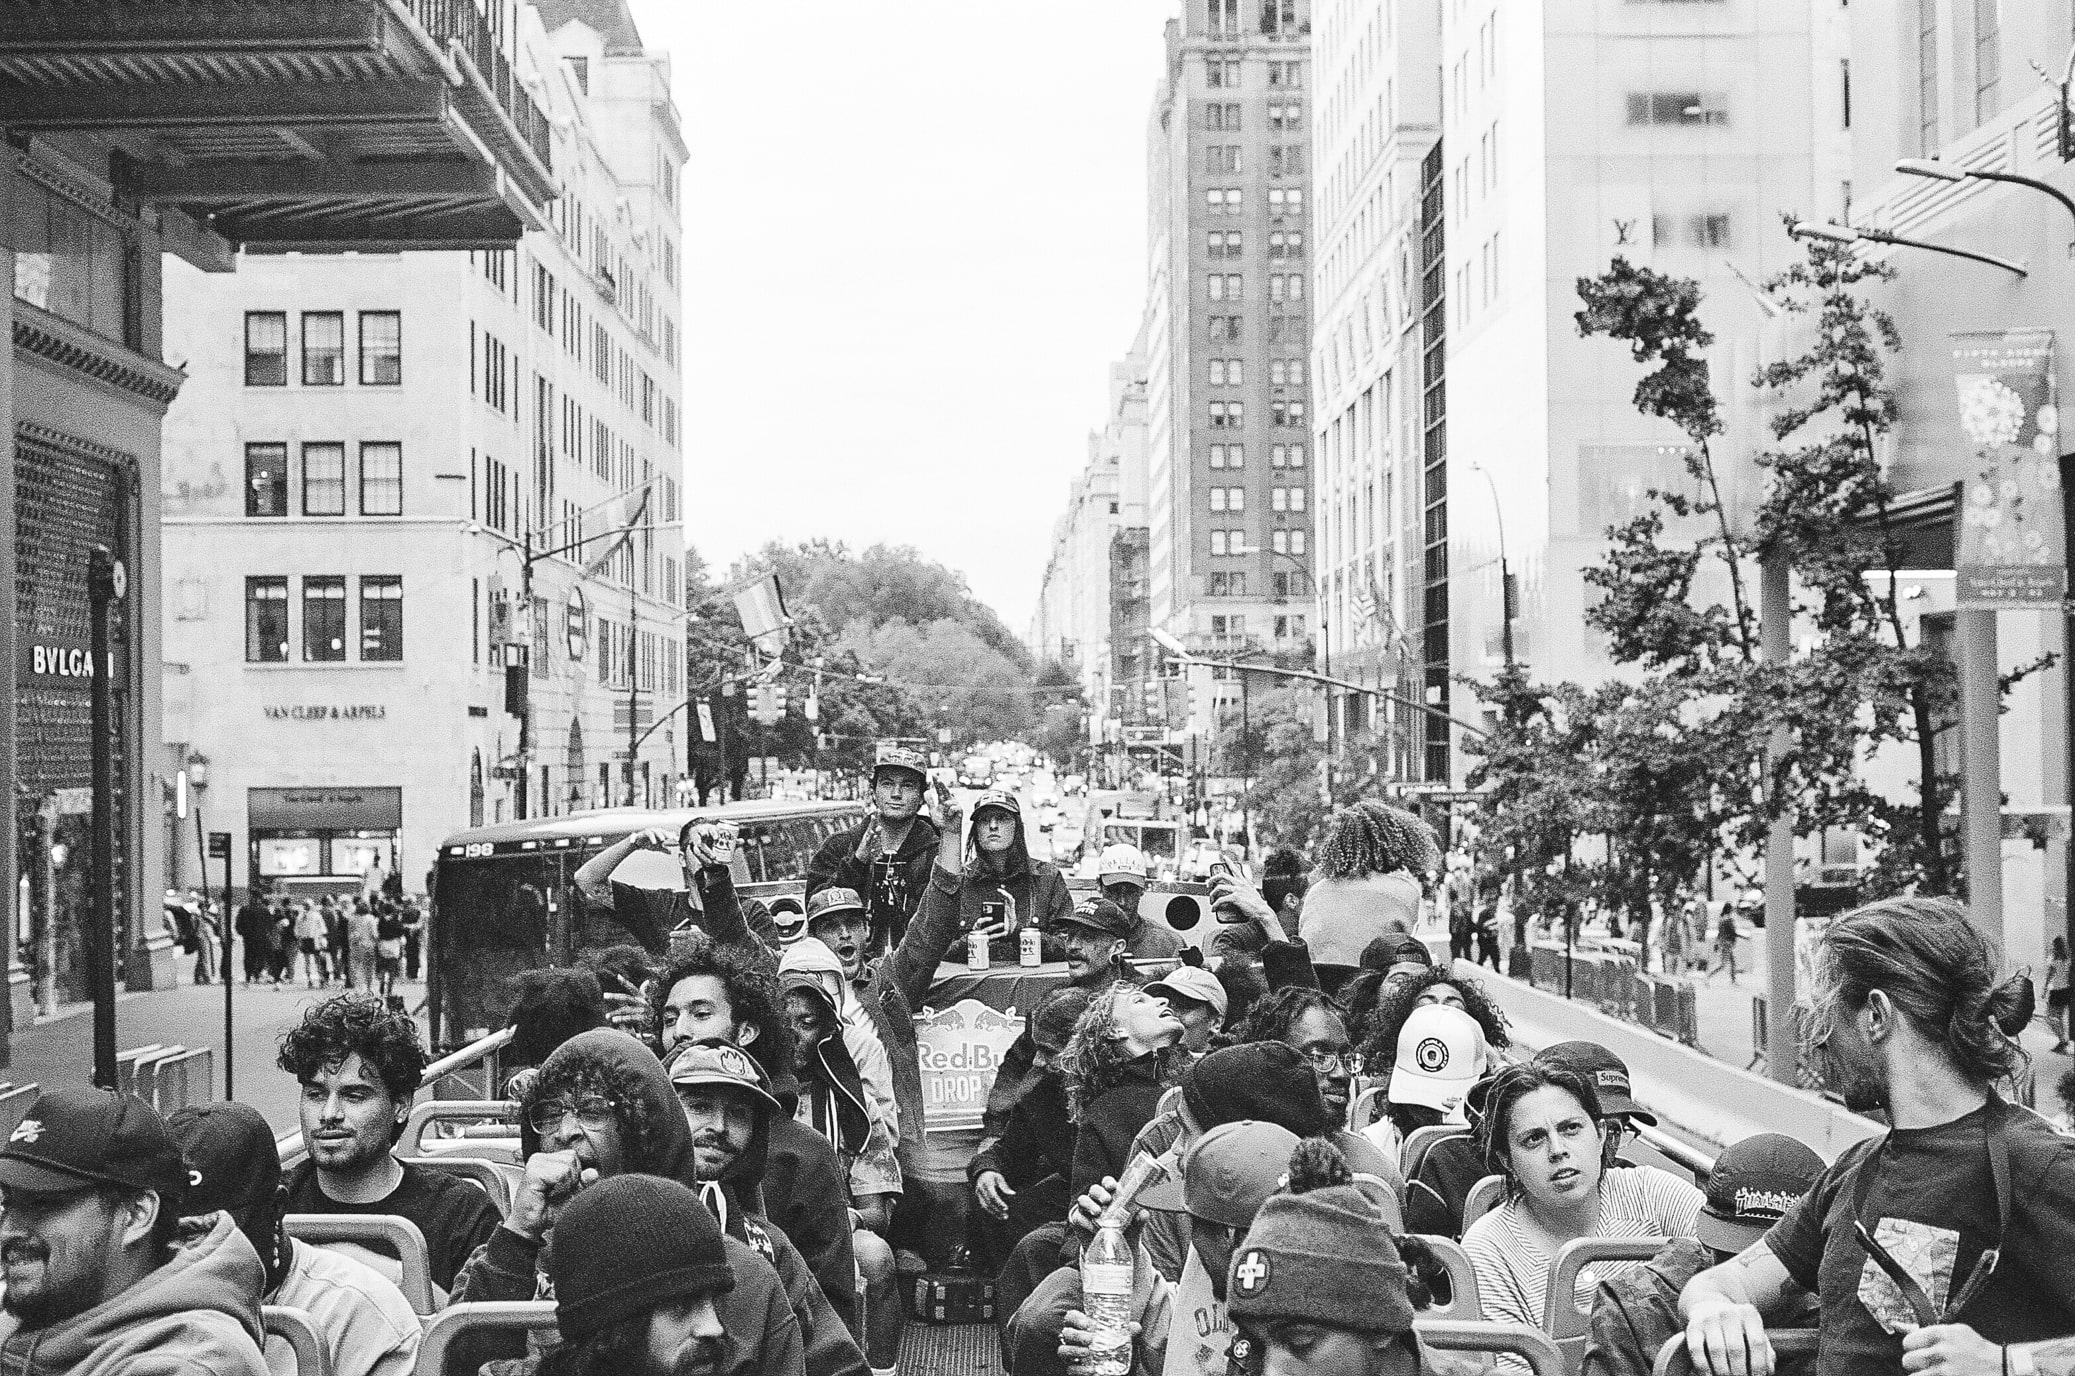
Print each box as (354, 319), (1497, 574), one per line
(1139, 828), (1179, 861)
(431, 855), (561, 1045)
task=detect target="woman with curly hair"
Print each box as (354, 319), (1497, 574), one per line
(1360, 966), (1512, 1080)
(1301, 800), (1441, 971)
(1061, 981), (1189, 1201)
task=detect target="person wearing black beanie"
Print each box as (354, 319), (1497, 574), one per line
(537, 1173), (798, 1376)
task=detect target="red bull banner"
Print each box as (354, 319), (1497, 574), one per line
(914, 998), (1025, 1131)
(1954, 329), (2066, 608)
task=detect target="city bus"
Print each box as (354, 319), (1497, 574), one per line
(427, 800), (865, 1051)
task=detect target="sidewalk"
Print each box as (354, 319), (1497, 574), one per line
(1, 977), (431, 1132)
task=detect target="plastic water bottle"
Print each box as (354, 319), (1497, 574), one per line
(1080, 1220), (1135, 1376)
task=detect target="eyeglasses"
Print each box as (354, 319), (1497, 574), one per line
(528, 1095), (617, 1135)
(1303, 1048), (1350, 1075)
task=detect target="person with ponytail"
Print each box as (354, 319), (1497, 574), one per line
(1681, 896), (2075, 1376)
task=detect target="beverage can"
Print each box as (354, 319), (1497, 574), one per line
(967, 928), (991, 971)
(1019, 924), (1043, 967)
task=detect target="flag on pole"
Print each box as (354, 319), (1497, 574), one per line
(731, 572), (792, 654)
(581, 483), (654, 579)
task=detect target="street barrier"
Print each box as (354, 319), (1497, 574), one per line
(136, 1047), (212, 1115)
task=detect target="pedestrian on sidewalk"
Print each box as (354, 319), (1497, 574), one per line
(2048, 935), (2070, 1054)
(270, 902), (297, 985)
(347, 899), (379, 992)
(1707, 911), (1741, 985)
(235, 891), (270, 985)
(400, 899), (423, 982)
(295, 899), (329, 987)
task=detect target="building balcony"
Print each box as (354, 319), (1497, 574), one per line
(0, 0), (557, 258)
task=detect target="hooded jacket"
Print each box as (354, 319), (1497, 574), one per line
(762, 1060), (863, 1339)
(778, 975), (873, 1164)
(779, 938), (900, 1144)
(956, 812), (1075, 958)
(451, 1029), (865, 1376)
(0, 1212), (268, 1376)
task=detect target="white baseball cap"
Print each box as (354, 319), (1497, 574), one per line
(1147, 966), (1229, 1024)
(1097, 843), (1149, 885)
(1388, 1004), (1486, 1119)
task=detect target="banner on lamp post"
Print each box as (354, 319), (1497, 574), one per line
(1954, 329), (2066, 608)
(729, 573), (792, 654)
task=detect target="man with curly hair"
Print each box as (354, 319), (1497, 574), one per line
(278, 995), (502, 1296)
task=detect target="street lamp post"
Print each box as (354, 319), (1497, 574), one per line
(1468, 461), (1516, 671)
(1787, 220), (2028, 277)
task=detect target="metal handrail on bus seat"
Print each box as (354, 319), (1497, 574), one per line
(276, 1027), (517, 1169)
(1414, 1319), (1568, 1376)
(417, 1301), (559, 1376)
(262, 1305), (332, 1376)
(1629, 1123), (1716, 1185)
(1653, 1329), (1818, 1376)
(285, 1214), (436, 1315)
(398, 1101), (521, 1159)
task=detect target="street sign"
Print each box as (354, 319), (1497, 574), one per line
(696, 702), (717, 743)
(207, 832), (231, 859)
(53, 787), (91, 816)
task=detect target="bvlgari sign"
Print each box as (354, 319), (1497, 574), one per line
(263, 704), (388, 721)
(19, 635), (113, 687)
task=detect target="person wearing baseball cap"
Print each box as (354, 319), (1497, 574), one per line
(955, 789), (1075, 963)
(532, 1173), (801, 1376)
(1362, 1003), (1487, 1162)
(1535, 1041), (1657, 1168)
(1146, 965), (1228, 1053)
(803, 743), (944, 949)
(171, 1100), (419, 1376)
(1093, 844), (1186, 962)
(1056, 1121), (1302, 1375)
(0, 1087), (268, 1375)
(1581, 1134), (1825, 1376)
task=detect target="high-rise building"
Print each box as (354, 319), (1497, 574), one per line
(1, 0), (554, 1020)
(1309, 0), (1438, 781)
(1144, 0), (1315, 673)
(1029, 350), (1149, 703)
(1316, 2), (1841, 783)
(158, 0), (685, 901)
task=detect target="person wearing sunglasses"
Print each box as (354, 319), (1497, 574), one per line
(1681, 896), (2075, 1376)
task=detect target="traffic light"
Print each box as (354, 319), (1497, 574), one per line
(772, 683), (789, 718)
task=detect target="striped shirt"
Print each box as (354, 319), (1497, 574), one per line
(1462, 1165), (1704, 1334)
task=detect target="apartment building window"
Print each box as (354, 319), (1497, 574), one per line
(1290, 529), (1307, 554)
(1207, 0), (1239, 37)
(303, 577), (347, 661)
(302, 443), (346, 516)
(1207, 272), (1243, 301)
(1625, 91), (1729, 126)
(1269, 230), (1305, 260)
(1206, 145), (1243, 174)
(1226, 487), (1247, 513)
(245, 312), (287, 386)
(1209, 443), (1246, 469)
(1918, 0), (1940, 152)
(1271, 443), (1307, 468)
(360, 442), (403, 516)
(1209, 358), (1245, 385)
(1206, 187), (1245, 215)
(1206, 54), (1240, 87)
(301, 312), (345, 385)
(1267, 61), (1303, 87)
(360, 576), (403, 661)
(246, 578), (289, 662)
(1269, 101), (1302, 131)
(1209, 401), (1245, 427)
(1208, 315), (1242, 341)
(1275, 615), (1307, 640)
(1973, 0), (1999, 125)
(1210, 530), (1229, 556)
(1271, 274), (1305, 303)
(245, 443), (288, 517)
(532, 260), (556, 332)
(1269, 315), (1304, 343)
(1267, 187), (1304, 217)
(357, 311), (402, 385)
(1206, 101), (1241, 130)
(1289, 486), (1308, 511)
(1269, 146), (1306, 176)
(1693, 215), (1730, 248)
(1208, 229), (1243, 259)
(1270, 358), (1306, 385)
(1210, 572), (1250, 597)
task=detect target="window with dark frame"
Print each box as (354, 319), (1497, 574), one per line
(302, 312), (345, 385)
(359, 311), (401, 385)
(245, 442), (288, 517)
(245, 577), (289, 662)
(360, 576), (403, 661)
(302, 576), (346, 661)
(302, 442), (346, 516)
(360, 442), (402, 516)
(245, 312), (287, 386)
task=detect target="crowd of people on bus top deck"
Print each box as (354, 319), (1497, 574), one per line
(7, 743), (2075, 1376)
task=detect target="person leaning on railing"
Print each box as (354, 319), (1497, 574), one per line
(1680, 896), (2075, 1376)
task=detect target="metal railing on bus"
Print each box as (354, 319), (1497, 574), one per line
(277, 1027), (515, 1168)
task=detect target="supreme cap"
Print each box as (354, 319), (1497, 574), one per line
(0, 1087), (189, 1203)
(1535, 1040), (1656, 1125)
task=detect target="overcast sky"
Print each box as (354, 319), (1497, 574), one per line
(640, 1), (1173, 638)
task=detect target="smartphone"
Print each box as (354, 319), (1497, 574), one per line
(1209, 861), (1233, 879)
(933, 778), (953, 811)
(981, 898), (1007, 928)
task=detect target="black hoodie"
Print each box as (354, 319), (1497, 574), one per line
(763, 1054), (863, 1341)
(451, 1029), (866, 1376)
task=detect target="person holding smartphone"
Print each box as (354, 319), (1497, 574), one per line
(956, 789), (1075, 963)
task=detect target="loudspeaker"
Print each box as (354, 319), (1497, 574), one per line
(1065, 877), (1217, 947)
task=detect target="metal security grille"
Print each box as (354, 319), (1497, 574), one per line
(15, 424), (133, 985)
